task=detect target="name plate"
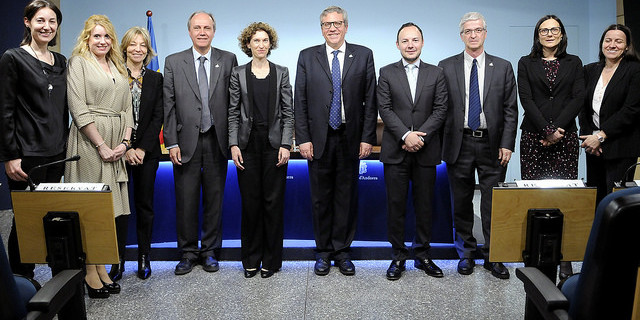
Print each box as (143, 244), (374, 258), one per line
(514, 179), (585, 188)
(35, 183), (109, 191)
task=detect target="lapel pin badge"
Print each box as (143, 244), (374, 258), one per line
(489, 62), (494, 67)
(348, 54), (353, 58)
(215, 64), (220, 68)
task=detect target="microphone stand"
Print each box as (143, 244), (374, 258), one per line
(27, 155), (81, 191)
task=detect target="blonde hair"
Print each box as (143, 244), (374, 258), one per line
(120, 26), (157, 67)
(71, 14), (126, 76)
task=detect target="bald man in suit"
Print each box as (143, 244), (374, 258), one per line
(438, 12), (517, 279)
(164, 11), (237, 275)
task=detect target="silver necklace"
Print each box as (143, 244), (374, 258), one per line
(29, 45), (54, 96)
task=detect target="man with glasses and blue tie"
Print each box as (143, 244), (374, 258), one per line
(379, 22), (448, 280)
(294, 5), (377, 276)
(438, 12), (518, 279)
(163, 11), (237, 275)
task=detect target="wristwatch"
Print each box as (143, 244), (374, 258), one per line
(595, 132), (605, 143)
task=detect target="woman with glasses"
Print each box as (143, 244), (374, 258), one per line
(228, 22), (293, 278)
(517, 14), (585, 280)
(579, 24), (640, 205)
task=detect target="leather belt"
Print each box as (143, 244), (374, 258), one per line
(463, 128), (488, 138)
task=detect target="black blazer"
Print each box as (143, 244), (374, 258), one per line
(294, 42), (377, 160)
(439, 52), (518, 164)
(132, 68), (164, 158)
(518, 54), (585, 133)
(228, 61), (294, 149)
(377, 60), (448, 166)
(579, 59), (640, 159)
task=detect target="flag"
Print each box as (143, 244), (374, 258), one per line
(146, 15), (159, 72)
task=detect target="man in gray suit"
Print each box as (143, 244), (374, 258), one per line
(163, 11), (238, 275)
(438, 12), (518, 279)
(379, 22), (448, 280)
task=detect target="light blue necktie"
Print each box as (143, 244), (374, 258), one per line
(468, 58), (481, 131)
(329, 50), (342, 130)
(198, 56), (211, 133)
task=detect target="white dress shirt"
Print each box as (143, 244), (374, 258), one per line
(463, 50), (487, 130)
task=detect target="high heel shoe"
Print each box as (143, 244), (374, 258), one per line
(108, 259), (125, 281)
(138, 254), (151, 280)
(84, 281), (110, 299)
(244, 269), (258, 278)
(101, 280), (121, 294)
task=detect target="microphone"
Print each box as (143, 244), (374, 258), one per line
(27, 155), (81, 191)
(617, 162), (640, 188)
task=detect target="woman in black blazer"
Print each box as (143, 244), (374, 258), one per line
(111, 26), (163, 280)
(579, 24), (640, 204)
(0, 0), (67, 280)
(518, 14), (585, 180)
(228, 22), (294, 278)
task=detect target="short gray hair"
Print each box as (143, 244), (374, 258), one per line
(320, 6), (348, 26)
(187, 11), (216, 31)
(459, 12), (486, 34)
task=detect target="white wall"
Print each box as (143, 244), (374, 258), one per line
(59, 0), (616, 181)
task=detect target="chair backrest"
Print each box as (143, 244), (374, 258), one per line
(569, 187), (640, 319)
(0, 233), (28, 319)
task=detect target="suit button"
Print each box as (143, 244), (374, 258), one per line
(549, 96), (554, 100)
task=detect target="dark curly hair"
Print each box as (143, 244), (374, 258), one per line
(238, 22), (278, 58)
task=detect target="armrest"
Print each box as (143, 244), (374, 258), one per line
(516, 267), (570, 315)
(27, 269), (84, 313)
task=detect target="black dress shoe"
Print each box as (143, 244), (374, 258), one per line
(101, 280), (121, 294)
(175, 258), (196, 275)
(336, 259), (355, 276)
(457, 258), (475, 275)
(84, 281), (110, 299)
(260, 269), (278, 278)
(415, 258), (444, 278)
(138, 254), (151, 280)
(484, 261), (510, 279)
(244, 269), (258, 278)
(386, 260), (406, 281)
(314, 258), (330, 276)
(202, 256), (219, 272)
(108, 259), (125, 281)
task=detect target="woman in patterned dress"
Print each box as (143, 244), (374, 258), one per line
(65, 14), (133, 298)
(517, 14), (585, 279)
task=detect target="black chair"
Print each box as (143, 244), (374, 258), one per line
(0, 233), (86, 320)
(516, 187), (640, 320)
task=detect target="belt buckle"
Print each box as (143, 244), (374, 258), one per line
(472, 130), (483, 138)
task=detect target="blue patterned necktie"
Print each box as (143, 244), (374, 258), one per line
(198, 56), (211, 133)
(329, 50), (342, 130)
(468, 58), (481, 131)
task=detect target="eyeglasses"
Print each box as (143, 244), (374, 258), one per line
(539, 27), (561, 36)
(462, 28), (485, 36)
(321, 21), (344, 29)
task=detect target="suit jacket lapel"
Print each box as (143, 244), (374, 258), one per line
(395, 60), (413, 105)
(268, 62), (277, 125)
(342, 43), (354, 80)
(553, 55), (571, 87)
(483, 54), (494, 105)
(603, 59), (627, 103)
(242, 62), (253, 118)
(182, 51), (200, 101)
(414, 61), (428, 106)
(454, 53), (466, 109)
(209, 47), (222, 100)
(586, 63), (603, 106)
(315, 45), (332, 81)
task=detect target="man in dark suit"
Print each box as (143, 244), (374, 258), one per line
(294, 6), (377, 276)
(438, 12), (517, 279)
(163, 11), (237, 275)
(378, 22), (448, 281)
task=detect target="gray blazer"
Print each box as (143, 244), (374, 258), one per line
(438, 52), (518, 164)
(163, 47), (238, 163)
(228, 61), (294, 149)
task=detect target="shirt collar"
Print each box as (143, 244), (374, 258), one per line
(402, 58), (421, 69)
(192, 46), (212, 62)
(325, 41), (347, 56)
(463, 50), (485, 67)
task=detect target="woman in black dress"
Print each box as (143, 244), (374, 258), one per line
(517, 15), (585, 279)
(0, 0), (67, 280)
(580, 24), (640, 204)
(228, 22), (293, 278)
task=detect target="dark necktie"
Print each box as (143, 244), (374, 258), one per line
(198, 56), (211, 133)
(468, 58), (481, 131)
(329, 50), (342, 130)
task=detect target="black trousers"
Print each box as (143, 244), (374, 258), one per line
(384, 153), (436, 261)
(446, 133), (506, 260)
(128, 157), (160, 255)
(237, 127), (287, 271)
(586, 153), (637, 205)
(308, 127), (359, 261)
(7, 153), (65, 278)
(174, 130), (227, 260)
